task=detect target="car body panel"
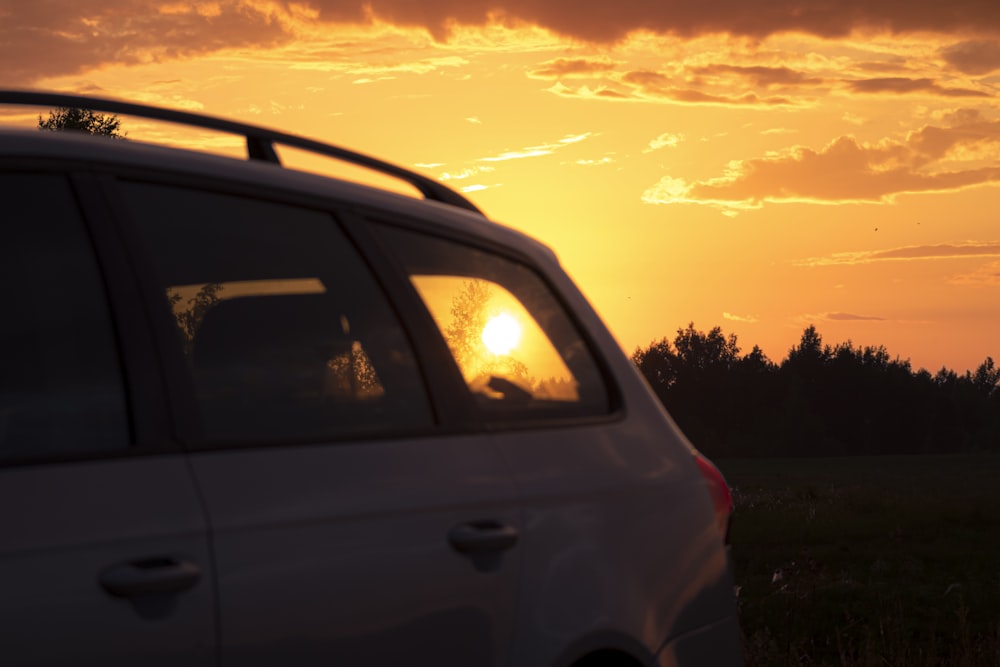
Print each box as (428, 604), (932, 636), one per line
(188, 435), (522, 666)
(494, 418), (736, 666)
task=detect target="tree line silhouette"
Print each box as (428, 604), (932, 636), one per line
(632, 324), (1000, 458)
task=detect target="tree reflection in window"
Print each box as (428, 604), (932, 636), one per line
(324, 340), (384, 400)
(167, 282), (222, 356)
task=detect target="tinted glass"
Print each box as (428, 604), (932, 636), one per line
(0, 173), (129, 461)
(121, 183), (432, 444)
(377, 225), (610, 421)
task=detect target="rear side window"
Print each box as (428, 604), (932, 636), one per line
(376, 225), (610, 422)
(120, 183), (432, 444)
(0, 173), (130, 462)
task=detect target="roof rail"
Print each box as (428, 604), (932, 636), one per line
(0, 89), (483, 215)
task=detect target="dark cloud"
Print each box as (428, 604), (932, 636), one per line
(0, 1), (288, 84)
(847, 77), (990, 97)
(941, 40), (1000, 75)
(300, 0), (1000, 42)
(6, 1), (1000, 85)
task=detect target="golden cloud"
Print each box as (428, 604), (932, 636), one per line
(643, 110), (1000, 211)
(846, 77), (990, 97)
(796, 242), (1000, 267)
(528, 57), (618, 78)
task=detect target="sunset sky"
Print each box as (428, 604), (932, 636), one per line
(4, 1), (1000, 374)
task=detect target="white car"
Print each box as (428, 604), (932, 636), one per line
(0, 90), (741, 666)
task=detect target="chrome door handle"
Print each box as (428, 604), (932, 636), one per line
(99, 557), (202, 597)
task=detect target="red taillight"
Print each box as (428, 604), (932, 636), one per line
(693, 453), (733, 544)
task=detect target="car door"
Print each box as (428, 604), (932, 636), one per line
(377, 222), (740, 665)
(375, 223), (705, 665)
(0, 171), (215, 666)
(115, 179), (522, 666)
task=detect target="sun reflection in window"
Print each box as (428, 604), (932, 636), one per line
(410, 275), (581, 401)
(482, 312), (522, 355)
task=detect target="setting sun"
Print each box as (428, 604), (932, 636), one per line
(482, 312), (522, 355)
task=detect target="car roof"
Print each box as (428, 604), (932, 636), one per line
(1, 90), (481, 212)
(0, 91), (560, 267)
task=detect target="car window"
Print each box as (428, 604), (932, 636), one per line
(120, 182), (433, 444)
(0, 172), (130, 462)
(376, 225), (610, 421)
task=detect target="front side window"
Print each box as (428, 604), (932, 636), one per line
(120, 183), (432, 444)
(377, 225), (610, 421)
(0, 173), (129, 461)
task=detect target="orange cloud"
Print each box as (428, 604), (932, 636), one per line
(948, 260), (1000, 286)
(643, 109), (1000, 211)
(528, 57), (618, 78)
(847, 77), (990, 97)
(552, 69), (798, 107)
(940, 40), (1000, 75)
(825, 313), (886, 321)
(692, 64), (824, 88)
(796, 242), (1000, 267)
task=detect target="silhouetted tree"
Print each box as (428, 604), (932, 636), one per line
(38, 107), (126, 138)
(971, 357), (1000, 397)
(631, 337), (678, 396)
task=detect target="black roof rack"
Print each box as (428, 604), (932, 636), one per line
(0, 89), (483, 215)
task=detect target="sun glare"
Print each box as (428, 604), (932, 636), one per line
(482, 312), (522, 355)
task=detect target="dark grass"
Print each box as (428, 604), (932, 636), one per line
(717, 454), (1000, 666)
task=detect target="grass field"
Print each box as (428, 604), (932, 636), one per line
(716, 454), (1000, 666)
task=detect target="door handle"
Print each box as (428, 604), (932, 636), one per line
(448, 520), (518, 554)
(99, 557), (202, 597)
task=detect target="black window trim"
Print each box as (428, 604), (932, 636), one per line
(70, 171), (177, 452)
(338, 210), (482, 431)
(96, 172), (208, 447)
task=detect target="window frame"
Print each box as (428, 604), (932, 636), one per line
(359, 215), (625, 431)
(99, 169), (457, 450)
